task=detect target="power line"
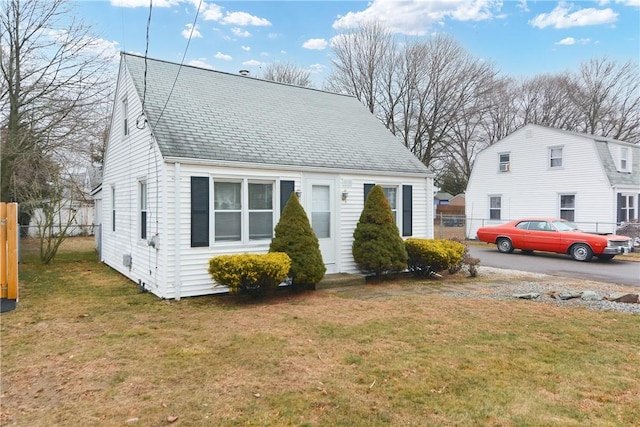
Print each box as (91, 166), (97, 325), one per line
(151, 0), (203, 133)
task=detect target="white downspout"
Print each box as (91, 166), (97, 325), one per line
(174, 162), (181, 300)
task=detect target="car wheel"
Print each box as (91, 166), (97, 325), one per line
(570, 243), (593, 261)
(496, 238), (514, 253)
(596, 254), (615, 261)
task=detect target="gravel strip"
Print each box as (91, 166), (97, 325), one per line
(444, 266), (640, 314)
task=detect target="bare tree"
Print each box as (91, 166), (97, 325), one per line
(262, 62), (312, 87)
(325, 20), (395, 114)
(568, 57), (640, 143)
(0, 0), (113, 203)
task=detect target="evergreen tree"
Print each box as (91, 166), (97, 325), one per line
(270, 193), (326, 289)
(352, 185), (408, 281)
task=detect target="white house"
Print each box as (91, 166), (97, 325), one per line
(466, 124), (640, 238)
(100, 53), (434, 299)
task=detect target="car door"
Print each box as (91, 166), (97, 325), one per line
(525, 220), (562, 253)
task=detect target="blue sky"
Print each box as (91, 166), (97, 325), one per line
(75, 0), (639, 86)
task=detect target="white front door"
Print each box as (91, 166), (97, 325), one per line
(306, 178), (336, 272)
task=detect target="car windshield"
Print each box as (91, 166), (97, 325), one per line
(552, 220), (579, 231)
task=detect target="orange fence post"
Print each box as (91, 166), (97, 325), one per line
(7, 203), (18, 300)
(0, 202), (6, 299)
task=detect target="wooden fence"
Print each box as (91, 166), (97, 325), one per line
(1, 202), (19, 307)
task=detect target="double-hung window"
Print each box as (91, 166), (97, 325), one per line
(489, 196), (501, 220)
(191, 178), (276, 247)
(382, 186), (398, 222)
(618, 194), (635, 223)
(549, 146), (563, 168)
(620, 147), (629, 171)
(559, 194), (575, 221)
(499, 153), (510, 172)
(111, 186), (116, 232)
(139, 181), (147, 240)
(122, 98), (129, 137)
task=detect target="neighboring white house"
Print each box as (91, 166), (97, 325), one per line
(466, 124), (639, 238)
(27, 167), (100, 238)
(100, 53), (434, 299)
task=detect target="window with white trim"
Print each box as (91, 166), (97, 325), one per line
(139, 180), (147, 240)
(559, 194), (575, 221)
(549, 146), (563, 168)
(122, 98), (129, 137)
(620, 147), (630, 171)
(111, 186), (116, 232)
(618, 194), (635, 223)
(382, 186), (398, 222)
(499, 153), (510, 172)
(489, 196), (501, 220)
(213, 179), (274, 242)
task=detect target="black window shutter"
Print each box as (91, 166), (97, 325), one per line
(364, 183), (375, 203)
(402, 185), (412, 236)
(191, 177), (209, 247)
(616, 193), (623, 224)
(280, 180), (295, 213)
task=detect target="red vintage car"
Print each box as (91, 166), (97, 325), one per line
(476, 218), (634, 261)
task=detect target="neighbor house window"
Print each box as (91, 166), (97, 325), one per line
(111, 186), (116, 232)
(620, 147), (629, 171)
(489, 196), (501, 220)
(549, 146), (563, 168)
(559, 194), (575, 221)
(139, 180), (147, 240)
(617, 194), (635, 223)
(122, 98), (129, 137)
(499, 153), (510, 172)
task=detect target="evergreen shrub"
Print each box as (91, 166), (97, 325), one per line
(405, 238), (465, 277)
(208, 252), (291, 296)
(270, 193), (326, 289)
(352, 185), (408, 281)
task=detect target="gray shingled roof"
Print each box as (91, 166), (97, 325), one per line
(123, 53), (431, 176)
(594, 140), (640, 187)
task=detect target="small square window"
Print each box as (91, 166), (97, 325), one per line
(549, 147), (563, 168)
(499, 153), (510, 172)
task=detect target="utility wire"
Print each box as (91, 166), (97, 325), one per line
(151, 0), (203, 133)
(137, 0), (152, 129)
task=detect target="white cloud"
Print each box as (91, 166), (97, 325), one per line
(231, 27), (251, 37)
(555, 37), (591, 45)
(530, 3), (618, 29)
(260, 52), (269, 57)
(181, 23), (202, 39)
(222, 11), (271, 26)
(268, 33), (281, 39)
(242, 59), (262, 66)
(214, 51), (232, 61)
(188, 59), (214, 69)
(332, 0), (503, 36)
(615, 0), (640, 6)
(202, 3), (223, 21)
(302, 38), (328, 50)
(280, 50), (287, 54)
(85, 36), (121, 62)
(308, 64), (328, 74)
(241, 45), (251, 51)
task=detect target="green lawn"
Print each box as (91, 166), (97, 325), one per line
(1, 237), (639, 426)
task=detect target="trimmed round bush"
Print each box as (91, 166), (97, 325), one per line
(405, 238), (466, 277)
(208, 252), (291, 296)
(269, 192), (326, 289)
(352, 185), (408, 281)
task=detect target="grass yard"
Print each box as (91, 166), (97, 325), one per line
(1, 237), (639, 426)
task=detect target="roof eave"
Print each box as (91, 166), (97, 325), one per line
(162, 156), (435, 178)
